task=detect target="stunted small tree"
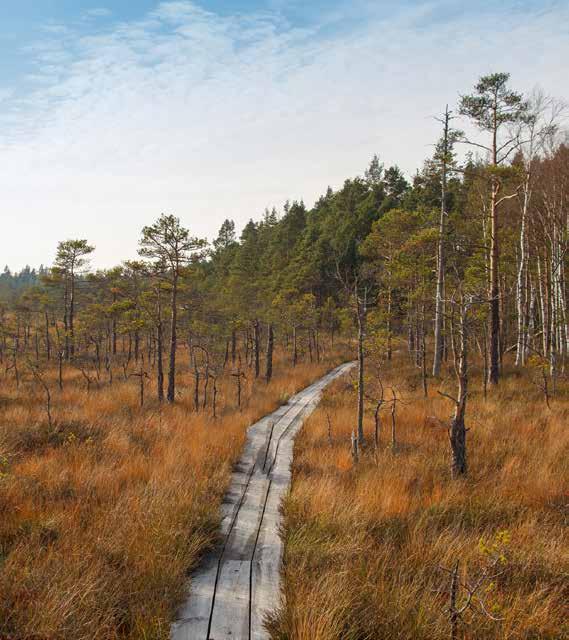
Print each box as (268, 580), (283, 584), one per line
(54, 239), (94, 360)
(334, 261), (372, 448)
(139, 214), (206, 403)
(27, 360), (54, 429)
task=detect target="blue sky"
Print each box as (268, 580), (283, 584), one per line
(0, 0), (359, 85)
(1, 0), (568, 269)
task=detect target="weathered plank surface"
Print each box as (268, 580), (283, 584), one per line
(171, 362), (355, 640)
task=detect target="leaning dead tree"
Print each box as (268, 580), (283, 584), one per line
(439, 292), (475, 478)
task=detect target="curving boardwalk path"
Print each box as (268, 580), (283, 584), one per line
(171, 362), (355, 640)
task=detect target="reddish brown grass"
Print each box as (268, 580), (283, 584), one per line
(0, 345), (349, 640)
(269, 348), (569, 640)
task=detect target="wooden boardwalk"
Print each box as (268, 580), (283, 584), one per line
(171, 362), (354, 640)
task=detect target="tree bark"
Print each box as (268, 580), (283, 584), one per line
(167, 274), (177, 403)
(450, 303), (468, 477)
(45, 311), (51, 361)
(433, 105), (450, 377)
(292, 325), (298, 366)
(356, 290), (366, 447)
(253, 319), (260, 378)
(157, 323), (164, 402)
(265, 323), (274, 384)
(69, 267), (75, 359)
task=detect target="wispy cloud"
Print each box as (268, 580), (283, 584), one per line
(84, 8), (113, 18)
(0, 0), (567, 269)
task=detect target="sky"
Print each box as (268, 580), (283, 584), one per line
(0, 0), (568, 271)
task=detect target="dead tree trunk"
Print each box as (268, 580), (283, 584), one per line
(390, 388), (397, 452)
(433, 105), (451, 377)
(447, 300), (469, 478)
(488, 176), (501, 385)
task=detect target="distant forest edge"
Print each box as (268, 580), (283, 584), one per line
(0, 265), (47, 300)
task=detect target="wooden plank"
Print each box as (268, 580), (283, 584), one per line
(250, 483), (283, 640)
(170, 555), (218, 640)
(207, 560), (251, 640)
(249, 363), (354, 639)
(170, 362), (355, 640)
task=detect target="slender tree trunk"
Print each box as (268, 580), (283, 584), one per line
(407, 311), (415, 357)
(157, 292), (164, 402)
(167, 273), (178, 403)
(45, 311), (51, 361)
(58, 350), (64, 391)
(253, 320), (260, 378)
(231, 328), (236, 364)
(212, 377), (218, 419)
(63, 284), (70, 361)
(450, 303), (468, 477)
(488, 179), (501, 385)
(69, 269), (75, 359)
(315, 329), (321, 362)
(203, 367), (209, 410)
(292, 326), (298, 366)
(433, 105), (450, 377)
(265, 323), (274, 384)
(421, 304), (428, 398)
(387, 285), (393, 361)
(516, 173), (531, 366)
(194, 366), (200, 412)
(356, 291), (366, 447)
(112, 291), (117, 355)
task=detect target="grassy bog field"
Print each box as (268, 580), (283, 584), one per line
(269, 349), (569, 640)
(0, 345), (349, 640)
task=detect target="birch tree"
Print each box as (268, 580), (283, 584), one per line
(513, 92), (565, 366)
(459, 72), (530, 385)
(433, 107), (462, 377)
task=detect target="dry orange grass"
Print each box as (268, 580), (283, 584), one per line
(269, 350), (569, 640)
(0, 345), (349, 640)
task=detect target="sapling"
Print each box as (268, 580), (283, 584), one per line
(27, 361), (54, 429)
(437, 530), (509, 640)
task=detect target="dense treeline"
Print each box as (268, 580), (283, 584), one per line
(0, 265), (47, 301)
(1, 73), (568, 459)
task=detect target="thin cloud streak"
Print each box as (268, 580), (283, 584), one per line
(0, 0), (567, 269)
